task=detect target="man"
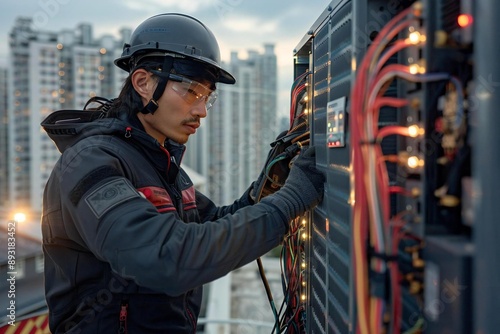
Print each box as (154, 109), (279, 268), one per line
(41, 13), (324, 333)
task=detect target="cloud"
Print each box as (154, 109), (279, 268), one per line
(122, 0), (215, 14)
(220, 15), (278, 34)
(0, 0), (333, 116)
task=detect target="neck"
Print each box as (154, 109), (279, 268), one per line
(136, 112), (166, 145)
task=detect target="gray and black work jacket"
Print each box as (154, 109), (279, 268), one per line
(40, 110), (287, 333)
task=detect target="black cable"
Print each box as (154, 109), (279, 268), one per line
(256, 257), (280, 333)
(257, 71), (311, 334)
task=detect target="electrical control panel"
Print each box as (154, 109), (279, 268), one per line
(285, 0), (498, 332)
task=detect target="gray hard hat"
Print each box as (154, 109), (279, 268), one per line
(114, 13), (235, 84)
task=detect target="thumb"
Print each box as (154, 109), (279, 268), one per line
(300, 145), (316, 158)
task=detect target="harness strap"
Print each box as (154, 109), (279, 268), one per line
(141, 57), (174, 114)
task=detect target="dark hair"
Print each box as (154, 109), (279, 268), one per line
(108, 76), (143, 118)
(108, 56), (218, 118)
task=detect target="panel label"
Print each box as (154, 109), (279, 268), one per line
(326, 96), (346, 148)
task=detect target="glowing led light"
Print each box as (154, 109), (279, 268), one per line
(409, 64), (419, 75)
(408, 125), (420, 137)
(458, 14), (473, 28)
(301, 262), (306, 269)
(13, 213), (26, 223)
(302, 232), (308, 240)
(407, 156), (420, 169)
(99, 48), (107, 55)
(56, 43), (63, 50)
(301, 294), (306, 301)
(302, 219), (307, 226)
(408, 31), (421, 44)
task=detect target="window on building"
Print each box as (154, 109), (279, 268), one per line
(15, 259), (26, 279)
(35, 254), (44, 273)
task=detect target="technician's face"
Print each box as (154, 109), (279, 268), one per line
(136, 71), (215, 145)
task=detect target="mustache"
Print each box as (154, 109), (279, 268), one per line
(182, 117), (200, 125)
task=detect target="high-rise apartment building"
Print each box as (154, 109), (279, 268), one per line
(185, 44), (278, 205)
(0, 68), (8, 212)
(7, 18), (130, 214)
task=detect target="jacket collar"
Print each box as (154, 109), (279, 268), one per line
(119, 112), (186, 183)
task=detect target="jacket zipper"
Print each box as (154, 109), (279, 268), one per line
(123, 127), (185, 217)
(169, 156), (183, 215)
(185, 292), (197, 333)
(119, 301), (128, 334)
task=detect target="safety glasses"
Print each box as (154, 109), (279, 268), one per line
(155, 72), (217, 110)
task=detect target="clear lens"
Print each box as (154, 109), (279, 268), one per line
(168, 74), (217, 110)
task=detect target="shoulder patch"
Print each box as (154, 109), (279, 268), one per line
(84, 178), (140, 218)
(70, 166), (121, 205)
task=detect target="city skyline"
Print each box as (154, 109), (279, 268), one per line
(0, 0), (332, 117)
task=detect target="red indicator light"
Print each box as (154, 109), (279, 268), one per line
(458, 14), (473, 28)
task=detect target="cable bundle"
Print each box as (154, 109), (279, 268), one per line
(252, 74), (310, 200)
(255, 71), (311, 334)
(350, 1), (466, 333)
(274, 215), (308, 333)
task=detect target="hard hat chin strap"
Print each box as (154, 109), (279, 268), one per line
(141, 56), (174, 114)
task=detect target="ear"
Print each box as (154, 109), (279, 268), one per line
(131, 69), (155, 103)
